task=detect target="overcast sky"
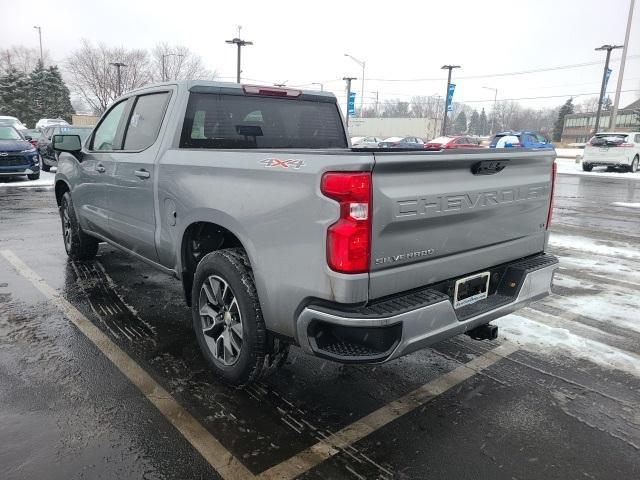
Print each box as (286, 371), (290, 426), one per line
(2, 0), (639, 112)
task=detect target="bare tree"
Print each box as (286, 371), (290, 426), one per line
(575, 96), (599, 113)
(149, 42), (215, 82)
(65, 39), (151, 115)
(0, 45), (52, 74)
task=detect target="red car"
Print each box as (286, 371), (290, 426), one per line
(424, 136), (481, 151)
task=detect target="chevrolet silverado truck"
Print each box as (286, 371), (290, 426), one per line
(52, 81), (558, 386)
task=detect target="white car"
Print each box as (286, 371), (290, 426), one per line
(35, 118), (70, 129)
(0, 115), (27, 130)
(582, 132), (640, 173)
(351, 136), (384, 148)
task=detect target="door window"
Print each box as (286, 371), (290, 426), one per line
(123, 92), (170, 150)
(91, 101), (127, 151)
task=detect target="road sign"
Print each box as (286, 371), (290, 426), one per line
(447, 83), (456, 112)
(348, 92), (356, 116)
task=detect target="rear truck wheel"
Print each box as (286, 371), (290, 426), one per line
(582, 163), (593, 172)
(27, 172), (40, 180)
(191, 248), (288, 387)
(60, 192), (99, 260)
(630, 156), (639, 173)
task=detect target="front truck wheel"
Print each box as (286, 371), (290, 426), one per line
(191, 248), (288, 387)
(60, 192), (99, 260)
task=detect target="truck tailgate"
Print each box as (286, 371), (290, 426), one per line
(369, 149), (554, 299)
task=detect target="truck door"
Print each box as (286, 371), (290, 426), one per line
(106, 91), (171, 262)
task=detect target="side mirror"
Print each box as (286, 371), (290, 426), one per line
(24, 135), (33, 141)
(53, 134), (82, 153)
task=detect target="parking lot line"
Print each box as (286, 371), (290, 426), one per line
(0, 250), (255, 480)
(259, 341), (519, 480)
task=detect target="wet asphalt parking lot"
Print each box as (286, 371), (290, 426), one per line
(1, 163), (639, 480)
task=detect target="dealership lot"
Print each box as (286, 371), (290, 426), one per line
(1, 168), (639, 479)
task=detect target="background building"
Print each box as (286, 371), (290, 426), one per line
(561, 99), (640, 143)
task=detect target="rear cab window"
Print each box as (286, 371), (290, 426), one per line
(180, 92), (347, 149)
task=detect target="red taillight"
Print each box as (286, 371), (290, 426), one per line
(321, 172), (371, 274)
(29, 140), (38, 147)
(546, 161), (557, 229)
(242, 85), (301, 97)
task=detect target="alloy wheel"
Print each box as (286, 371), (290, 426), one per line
(198, 275), (243, 365)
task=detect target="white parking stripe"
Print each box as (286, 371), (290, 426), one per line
(258, 342), (519, 480)
(0, 250), (255, 480)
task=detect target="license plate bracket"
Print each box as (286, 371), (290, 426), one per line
(453, 272), (490, 309)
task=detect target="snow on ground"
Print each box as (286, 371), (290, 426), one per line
(612, 202), (640, 209)
(555, 157), (640, 180)
(548, 232), (640, 261)
(0, 171), (55, 188)
(496, 314), (640, 377)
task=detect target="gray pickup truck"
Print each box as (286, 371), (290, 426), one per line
(52, 81), (558, 386)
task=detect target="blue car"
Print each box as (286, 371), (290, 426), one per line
(489, 131), (553, 149)
(0, 126), (41, 181)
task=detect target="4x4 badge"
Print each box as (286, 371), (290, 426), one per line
(260, 158), (305, 169)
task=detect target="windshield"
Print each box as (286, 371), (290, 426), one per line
(180, 93), (347, 149)
(57, 127), (93, 141)
(24, 130), (45, 140)
(0, 126), (22, 140)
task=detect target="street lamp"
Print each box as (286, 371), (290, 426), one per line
(33, 26), (43, 63)
(226, 27), (253, 83)
(441, 65), (460, 136)
(593, 44), (623, 135)
(344, 53), (365, 116)
(162, 53), (184, 82)
(311, 82), (324, 91)
(109, 62), (127, 96)
(482, 86), (498, 135)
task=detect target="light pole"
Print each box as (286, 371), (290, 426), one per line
(343, 77), (357, 128)
(162, 53), (184, 82)
(482, 86), (498, 134)
(610, 0), (635, 131)
(225, 27), (253, 83)
(441, 65), (460, 136)
(593, 45), (623, 135)
(33, 26), (43, 63)
(311, 82), (324, 91)
(345, 53), (365, 116)
(109, 62), (127, 97)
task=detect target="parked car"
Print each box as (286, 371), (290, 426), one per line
(53, 81), (557, 386)
(23, 128), (46, 149)
(582, 132), (640, 172)
(424, 136), (481, 150)
(351, 136), (384, 148)
(0, 116), (28, 130)
(0, 126), (40, 180)
(36, 118), (70, 129)
(489, 131), (553, 149)
(378, 136), (425, 148)
(42, 125), (93, 172)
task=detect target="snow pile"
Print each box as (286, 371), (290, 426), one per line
(612, 202), (640, 209)
(495, 314), (640, 377)
(555, 157), (640, 180)
(0, 171), (55, 188)
(548, 233), (640, 260)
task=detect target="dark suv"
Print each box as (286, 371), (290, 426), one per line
(42, 125), (93, 171)
(0, 126), (40, 180)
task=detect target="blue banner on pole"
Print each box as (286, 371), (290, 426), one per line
(348, 92), (356, 116)
(604, 68), (612, 92)
(446, 83), (456, 112)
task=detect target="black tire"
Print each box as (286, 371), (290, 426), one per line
(41, 160), (51, 172)
(629, 156), (639, 173)
(582, 163), (593, 172)
(191, 248), (288, 387)
(27, 172), (40, 180)
(60, 192), (99, 260)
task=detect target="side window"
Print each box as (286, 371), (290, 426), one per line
(123, 92), (170, 150)
(635, 134), (640, 143)
(92, 101), (127, 151)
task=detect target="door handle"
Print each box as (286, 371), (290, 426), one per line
(95, 164), (106, 173)
(134, 169), (150, 179)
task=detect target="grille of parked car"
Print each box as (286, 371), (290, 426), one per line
(0, 155), (29, 166)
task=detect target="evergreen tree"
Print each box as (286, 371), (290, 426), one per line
(602, 96), (612, 111)
(479, 108), (489, 136)
(45, 65), (74, 123)
(453, 111), (467, 134)
(0, 68), (30, 121)
(552, 98), (574, 142)
(468, 110), (480, 135)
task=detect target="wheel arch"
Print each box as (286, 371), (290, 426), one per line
(55, 179), (71, 206)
